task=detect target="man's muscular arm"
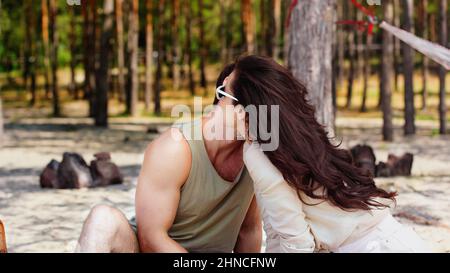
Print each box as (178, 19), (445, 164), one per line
(135, 128), (191, 253)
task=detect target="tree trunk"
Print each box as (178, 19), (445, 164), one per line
(241, 0), (256, 54)
(259, 0), (273, 56)
(420, 0), (429, 110)
(86, 0), (97, 117)
(126, 0), (139, 116)
(346, 3), (355, 109)
(402, 0), (415, 135)
(219, 0), (228, 63)
(273, 0), (281, 59)
(23, 2), (31, 94)
(69, 7), (77, 99)
(356, 10), (364, 81)
(90, 0), (98, 117)
(346, 16), (355, 109)
(361, 34), (372, 113)
(393, 0), (401, 93)
(438, 0), (448, 135)
(331, 1), (337, 116)
(259, 0), (266, 55)
(115, 0), (125, 103)
(95, 0), (114, 127)
(198, 0), (207, 89)
(49, 0), (60, 117)
(154, 0), (165, 115)
(26, 0), (37, 106)
(282, 0), (290, 65)
(266, 0), (275, 57)
(336, 0), (345, 91)
(185, 0), (195, 95)
(41, 0), (51, 99)
(288, 0), (336, 134)
(145, 0), (154, 111)
(171, 0), (181, 91)
(82, 1), (89, 100)
(381, 1), (394, 141)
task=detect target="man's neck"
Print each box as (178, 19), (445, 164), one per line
(201, 116), (244, 182)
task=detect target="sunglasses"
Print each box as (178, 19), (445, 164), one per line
(216, 84), (239, 102)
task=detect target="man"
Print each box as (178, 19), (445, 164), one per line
(75, 65), (262, 253)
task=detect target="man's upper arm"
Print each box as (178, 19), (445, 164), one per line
(135, 128), (191, 252)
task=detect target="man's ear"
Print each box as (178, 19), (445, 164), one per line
(223, 76), (229, 86)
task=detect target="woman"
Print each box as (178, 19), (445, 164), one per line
(219, 55), (431, 253)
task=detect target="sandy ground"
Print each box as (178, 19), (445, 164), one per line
(0, 116), (449, 253)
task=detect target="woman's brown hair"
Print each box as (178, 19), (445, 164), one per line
(231, 55), (396, 211)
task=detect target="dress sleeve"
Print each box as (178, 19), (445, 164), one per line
(244, 142), (316, 253)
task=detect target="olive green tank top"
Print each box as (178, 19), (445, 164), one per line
(168, 119), (254, 253)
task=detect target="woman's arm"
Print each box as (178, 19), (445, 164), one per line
(243, 142), (316, 253)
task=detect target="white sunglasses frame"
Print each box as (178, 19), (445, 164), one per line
(216, 84), (239, 102)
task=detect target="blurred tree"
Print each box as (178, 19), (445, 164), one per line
(41, 0), (51, 99)
(198, 0), (207, 89)
(266, 0), (275, 57)
(69, 6), (77, 99)
(282, 0), (290, 65)
(82, 1), (89, 100)
(259, 0), (266, 55)
(336, 0), (345, 91)
(185, 0), (195, 95)
(24, 0), (36, 106)
(438, 0), (447, 134)
(126, 0), (139, 116)
(259, 0), (274, 56)
(402, 0), (416, 135)
(346, 4), (355, 109)
(83, 0), (97, 117)
(171, 0), (180, 91)
(219, 0), (229, 63)
(49, 0), (60, 116)
(241, 0), (255, 54)
(288, 0), (336, 133)
(381, 1), (394, 141)
(393, 0), (401, 93)
(145, 0), (153, 111)
(419, 0), (429, 110)
(154, 0), (165, 115)
(95, 0), (114, 127)
(361, 32), (372, 113)
(273, 0), (282, 59)
(23, 1), (30, 93)
(115, 0), (125, 103)
(355, 8), (364, 81)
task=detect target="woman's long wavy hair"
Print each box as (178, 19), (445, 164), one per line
(231, 55), (396, 211)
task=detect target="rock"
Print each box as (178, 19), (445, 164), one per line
(376, 153), (414, 177)
(90, 152), (123, 187)
(39, 159), (60, 188)
(350, 144), (376, 177)
(57, 152), (93, 189)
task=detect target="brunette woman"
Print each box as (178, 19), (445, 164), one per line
(218, 55), (431, 253)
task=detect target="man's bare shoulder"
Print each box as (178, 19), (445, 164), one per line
(141, 128), (192, 188)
